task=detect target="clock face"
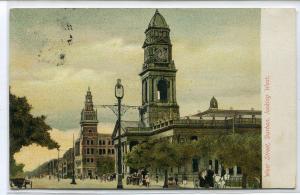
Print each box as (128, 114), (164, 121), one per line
(155, 47), (168, 62)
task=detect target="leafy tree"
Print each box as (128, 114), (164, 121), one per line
(96, 156), (115, 176)
(174, 142), (197, 175)
(148, 141), (178, 188)
(125, 141), (154, 171)
(125, 141), (178, 188)
(215, 133), (262, 188)
(9, 91), (60, 177)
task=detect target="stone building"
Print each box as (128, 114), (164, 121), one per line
(74, 88), (115, 179)
(112, 10), (261, 179)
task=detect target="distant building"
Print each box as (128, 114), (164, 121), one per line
(74, 88), (115, 179)
(112, 10), (261, 179)
(30, 89), (115, 179)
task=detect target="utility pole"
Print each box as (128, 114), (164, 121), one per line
(57, 149), (60, 182)
(71, 133), (77, 184)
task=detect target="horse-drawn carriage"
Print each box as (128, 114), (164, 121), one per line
(10, 178), (32, 189)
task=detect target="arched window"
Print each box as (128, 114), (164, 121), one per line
(157, 79), (168, 101)
(108, 149), (111, 154)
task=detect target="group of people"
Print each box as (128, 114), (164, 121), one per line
(126, 170), (150, 187)
(99, 173), (116, 182)
(198, 168), (230, 188)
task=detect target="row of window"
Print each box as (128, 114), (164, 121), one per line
(85, 148), (115, 155)
(84, 158), (94, 163)
(99, 148), (115, 155)
(85, 139), (113, 146)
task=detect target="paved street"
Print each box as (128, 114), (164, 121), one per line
(11, 178), (197, 190)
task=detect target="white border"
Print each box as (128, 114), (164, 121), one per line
(1, 1), (299, 194)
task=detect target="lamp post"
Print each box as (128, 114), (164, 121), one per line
(115, 79), (124, 189)
(71, 133), (77, 184)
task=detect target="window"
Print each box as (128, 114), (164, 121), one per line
(108, 140), (111, 145)
(87, 148), (90, 154)
(91, 158), (94, 163)
(91, 148), (94, 154)
(87, 158), (90, 163)
(99, 149), (102, 155)
(87, 140), (90, 145)
(103, 140), (106, 145)
(229, 168), (234, 175)
(103, 149), (106, 154)
(192, 158), (199, 172)
(108, 149), (111, 154)
(157, 79), (168, 101)
(91, 140), (94, 145)
(112, 149), (114, 154)
(99, 140), (102, 145)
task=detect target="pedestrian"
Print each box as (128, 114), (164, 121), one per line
(205, 167), (215, 188)
(199, 170), (207, 188)
(175, 174), (178, 185)
(145, 174), (150, 187)
(183, 174), (187, 186)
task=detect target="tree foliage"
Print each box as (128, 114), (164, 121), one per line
(96, 156), (115, 175)
(125, 132), (261, 188)
(9, 91), (60, 177)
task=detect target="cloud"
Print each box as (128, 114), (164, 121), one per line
(11, 9), (261, 169)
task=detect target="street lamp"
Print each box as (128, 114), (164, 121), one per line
(115, 79), (124, 189)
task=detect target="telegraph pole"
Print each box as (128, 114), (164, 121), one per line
(71, 133), (77, 184)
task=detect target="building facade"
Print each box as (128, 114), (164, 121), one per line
(74, 88), (115, 179)
(30, 89), (115, 179)
(112, 10), (261, 179)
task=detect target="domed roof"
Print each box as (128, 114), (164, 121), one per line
(210, 96), (218, 109)
(148, 9), (169, 29)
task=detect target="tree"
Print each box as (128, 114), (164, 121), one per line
(125, 140), (178, 188)
(149, 141), (178, 188)
(215, 133), (261, 188)
(174, 142), (197, 175)
(96, 156), (115, 176)
(125, 141), (154, 171)
(9, 91), (60, 177)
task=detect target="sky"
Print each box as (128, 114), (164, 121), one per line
(10, 8), (261, 171)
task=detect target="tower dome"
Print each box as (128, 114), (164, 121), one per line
(148, 9), (169, 29)
(210, 96), (218, 109)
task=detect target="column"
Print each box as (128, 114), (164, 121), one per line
(173, 77), (176, 102)
(153, 77), (157, 102)
(149, 76), (153, 102)
(169, 77), (173, 103)
(234, 165), (237, 176)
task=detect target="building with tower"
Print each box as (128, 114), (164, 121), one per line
(139, 9), (179, 127)
(112, 9), (261, 179)
(74, 88), (115, 179)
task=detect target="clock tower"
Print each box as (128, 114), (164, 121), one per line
(139, 9), (180, 127)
